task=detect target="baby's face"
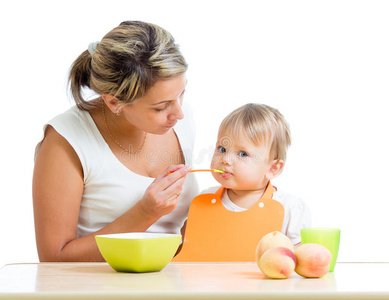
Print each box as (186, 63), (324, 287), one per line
(210, 131), (273, 191)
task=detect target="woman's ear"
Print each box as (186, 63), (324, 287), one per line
(102, 94), (123, 115)
(266, 159), (284, 180)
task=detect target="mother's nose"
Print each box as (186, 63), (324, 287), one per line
(168, 101), (184, 120)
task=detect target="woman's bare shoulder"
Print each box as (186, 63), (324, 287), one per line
(34, 125), (84, 181)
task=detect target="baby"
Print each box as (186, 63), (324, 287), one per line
(174, 103), (311, 261)
(205, 103), (311, 245)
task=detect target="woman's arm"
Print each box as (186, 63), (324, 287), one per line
(33, 126), (189, 262)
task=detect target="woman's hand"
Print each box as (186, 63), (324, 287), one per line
(139, 164), (191, 218)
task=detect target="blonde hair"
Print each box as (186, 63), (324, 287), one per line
(219, 103), (291, 162)
(68, 21), (187, 111)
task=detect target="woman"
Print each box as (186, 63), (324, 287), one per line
(33, 21), (198, 262)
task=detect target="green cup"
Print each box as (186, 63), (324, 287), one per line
(300, 228), (341, 272)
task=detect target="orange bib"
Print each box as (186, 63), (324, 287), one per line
(173, 183), (285, 262)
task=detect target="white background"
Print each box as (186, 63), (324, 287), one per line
(1, 0), (388, 268)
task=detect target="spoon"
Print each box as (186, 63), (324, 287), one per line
(168, 169), (226, 175)
(189, 169), (226, 174)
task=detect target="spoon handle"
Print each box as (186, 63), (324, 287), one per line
(190, 169), (225, 174)
(167, 169), (225, 175)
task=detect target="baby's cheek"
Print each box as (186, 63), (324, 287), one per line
(210, 154), (219, 169)
(211, 172), (220, 184)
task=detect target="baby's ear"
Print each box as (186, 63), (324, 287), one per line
(266, 159), (284, 180)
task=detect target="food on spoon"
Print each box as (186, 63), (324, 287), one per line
(258, 247), (297, 279)
(255, 231), (294, 262)
(294, 243), (332, 278)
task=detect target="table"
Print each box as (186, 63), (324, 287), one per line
(1, 262), (388, 299)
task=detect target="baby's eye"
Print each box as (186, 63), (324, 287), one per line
(238, 151), (248, 158)
(218, 146), (226, 153)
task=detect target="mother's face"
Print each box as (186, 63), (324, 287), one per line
(121, 74), (187, 135)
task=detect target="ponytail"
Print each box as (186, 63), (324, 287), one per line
(68, 50), (96, 111)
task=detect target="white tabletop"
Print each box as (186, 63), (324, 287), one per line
(0, 262), (388, 299)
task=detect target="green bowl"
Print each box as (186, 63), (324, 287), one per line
(95, 232), (182, 273)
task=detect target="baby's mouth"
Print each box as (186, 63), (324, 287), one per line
(221, 171), (232, 178)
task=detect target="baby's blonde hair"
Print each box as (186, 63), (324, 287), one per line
(219, 103), (291, 162)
